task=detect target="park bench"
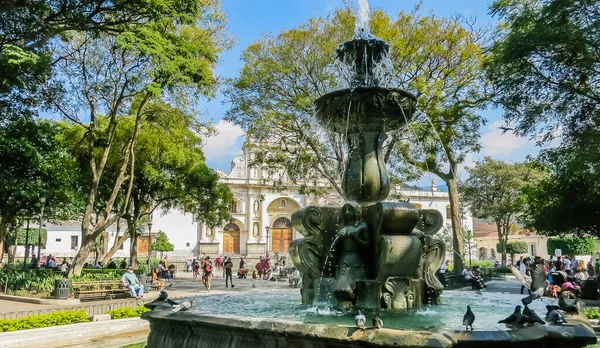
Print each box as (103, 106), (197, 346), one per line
(71, 280), (130, 301)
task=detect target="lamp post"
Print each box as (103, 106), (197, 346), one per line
(265, 226), (271, 255)
(466, 231), (473, 267)
(147, 220), (153, 271)
(22, 219), (30, 270)
(37, 196), (46, 268)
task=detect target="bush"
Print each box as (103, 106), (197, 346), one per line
(497, 241), (528, 255)
(0, 310), (88, 332)
(586, 309), (600, 320)
(105, 306), (150, 319)
(547, 237), (596, 257)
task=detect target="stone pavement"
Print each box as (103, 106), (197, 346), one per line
(0, 270), (291, 314)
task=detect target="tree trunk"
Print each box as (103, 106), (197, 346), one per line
(128, 218), (138, 268)
(7, 245), (16, 263)
(447, 176), (464, 275)
(70, 233), (95, 275)
(496, 222), (507, 269)
(101, 221), (129, 265)
(0, 217), (9, 266)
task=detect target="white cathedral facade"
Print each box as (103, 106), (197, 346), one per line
(24, 145), (473, 262)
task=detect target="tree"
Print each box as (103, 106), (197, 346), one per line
(0, 0), (211, 121)
(487, 0), (600, 237)
(547, 237), (595, 257)
(225, 7), (491, 274)
(50, 2), (230, 276)
(151, 231), (174, 259)
(461, 158), (545, 268)
(487, 0), (600, 141)
(520, 128), (600, 236)
(0, 118), (81, 264)
(98, 104), (232, 266)
(497, 241), (528, 264)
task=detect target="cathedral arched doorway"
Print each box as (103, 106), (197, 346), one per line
(271, 217), (292, 254)
(223, 223), (240, 254)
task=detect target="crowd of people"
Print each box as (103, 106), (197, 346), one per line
(184, 254), (291, 291)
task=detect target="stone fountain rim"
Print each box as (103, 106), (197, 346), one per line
(142, 308), (597, 348)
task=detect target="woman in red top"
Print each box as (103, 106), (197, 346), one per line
(202, 257), (213, 291)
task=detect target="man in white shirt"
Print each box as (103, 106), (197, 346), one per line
(520, 258), (532, 295)
(437, 260), (449, 286)
(564, 257), (572, 275)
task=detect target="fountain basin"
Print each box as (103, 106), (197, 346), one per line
(142, 289), (597, 348)
(314, 87), (417, 132)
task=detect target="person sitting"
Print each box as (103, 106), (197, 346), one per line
(121, 266), (144, 299)
(60, 259), (68, 273)
(472, 266), (487, 290)
(151, 268), (165, 291)
(462, 267), (475, 288)
(119, 258), (127, 269)
(574, 267), (589, 285)
(107, 259), (118, 269)
(46, 255), (56, 269)
(158, 262), (171, 280)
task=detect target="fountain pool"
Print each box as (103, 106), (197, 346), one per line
(187, 288), (561, 332)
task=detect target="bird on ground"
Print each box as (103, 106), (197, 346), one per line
(558, 297), (579, 315)
(355, 310), (366, 330)
(498, 305), (523, 325)
(171, 299), (193, 313)
(155, 290), (168, 302)
(545, 307), (567, 325)
(372, 316), (383, 329)
(522, 305), (545, 325)
(463, 305), (475, 331)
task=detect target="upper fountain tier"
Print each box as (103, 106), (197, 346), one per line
(315, 31), (417, 133)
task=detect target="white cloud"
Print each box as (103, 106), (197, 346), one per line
(202, 120), (244, 161)
(480, 121), (529, 156)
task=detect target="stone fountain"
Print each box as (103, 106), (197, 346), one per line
(289, 29), (446, 311)
(140, 4), (597, 347)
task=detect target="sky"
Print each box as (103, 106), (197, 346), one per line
(200, 0), (545, 187)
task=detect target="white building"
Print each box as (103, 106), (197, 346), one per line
(14, 221), (131, 260)
(21, 144), (474, 262)
(155, 144), (474, 260)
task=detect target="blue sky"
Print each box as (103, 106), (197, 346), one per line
(200, 0), (544, 187)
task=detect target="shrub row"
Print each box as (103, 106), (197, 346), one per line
(0, 310), (88, 332)
(105, 306), (150, 319)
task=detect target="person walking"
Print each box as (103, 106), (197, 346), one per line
(202, 256), (213, 291)
(520, 257), (532, 295)
(224, 257), (235, 288)
(563, 256), (572, 276)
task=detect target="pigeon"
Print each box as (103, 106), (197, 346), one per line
(498, 305), (523, 325)
(558, 297), (579, 315)
(522, 305), (545, 325)
(171, 300), (193, 313)
(372, 316), (383, 329)
(355, 310), (366, 330)
(156, 290), (168, 302)
(546, 308), (568, 324)
(463, 305), (475, 331)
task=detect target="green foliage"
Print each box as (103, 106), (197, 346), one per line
(586, 309), (600, 320)
(0, 266), (65, 294)
(0, 310), (88, 332)
(488, 0), (600, 140)
(151, 231), (174, 253)
(105, 306), (149, 319)
(0, 118), (82, 252)
(461, 158), (545, 265)
(497, 241), (528, 255)
(487, 1), (600, 238)
(521, 132), (600, 237)
(546, 237), (596, 257)
(5, 228), (47, 246)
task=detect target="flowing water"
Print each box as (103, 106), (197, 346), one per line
(189, 288), (557, 332)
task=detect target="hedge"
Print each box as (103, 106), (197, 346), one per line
(105, 306), (150, 319)
(0, 310), (88, 332)
(547, 237), (596, 256)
